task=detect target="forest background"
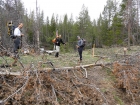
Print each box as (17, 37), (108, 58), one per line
(0, 0), (140, 51)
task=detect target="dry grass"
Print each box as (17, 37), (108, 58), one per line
(1, 46), (140, 71)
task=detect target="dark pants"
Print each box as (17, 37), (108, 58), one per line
(14, 37), (21, 53)
(55, 52), (59, 57)
(78, 47), (83, 61)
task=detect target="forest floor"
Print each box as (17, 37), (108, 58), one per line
(0, 46), (140, 105)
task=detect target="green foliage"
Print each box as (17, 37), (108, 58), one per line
(60, 44), (69, 53)
(28, 31), (34, 43)
(2, 0), (139, 49)
(120, 3), (126, 12)
(114, 95), (124, 105)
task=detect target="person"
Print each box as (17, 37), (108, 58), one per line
(53, 30), (58, 51)
(55, 35), (65, 57)
(76, 36), (84, 62)
(13, 22), (24, 56)
(53, 35), (58, 51)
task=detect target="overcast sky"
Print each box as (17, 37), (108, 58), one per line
(23, 0), (119, 21)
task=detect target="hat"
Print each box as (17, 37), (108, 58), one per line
(77, 36), (80, 38)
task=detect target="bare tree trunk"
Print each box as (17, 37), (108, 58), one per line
(136, 0), (140, 42)
(36, 0), (40, 52)
(0, 10), (1, 43)
(36, 30), (40, 50)
(127, 0), (132, 50)
(128, 20), (131, 49)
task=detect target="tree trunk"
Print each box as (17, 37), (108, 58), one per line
(128, 0), (132, 50)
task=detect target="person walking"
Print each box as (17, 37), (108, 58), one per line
(13, 22), (24, 56)
(76, 36), (84, 62)
(55, 35), (65, 57)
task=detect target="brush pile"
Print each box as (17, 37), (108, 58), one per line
(113, 52), (140, 104)
(0, 67), (108, 105)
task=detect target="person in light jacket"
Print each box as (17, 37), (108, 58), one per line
(76, 36), (84, 62)
(13, 22), (24, 53)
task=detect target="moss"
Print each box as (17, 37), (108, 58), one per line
(114, 95), (124, 105)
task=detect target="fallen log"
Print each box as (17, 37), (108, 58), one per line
(0, 71), (21, 76)
(115, 53), (131, 57)
(0, 63), (111, 76)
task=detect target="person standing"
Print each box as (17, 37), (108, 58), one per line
(13, 22), (24, 55)
(76, 36), (84, 62)
(53, 30), (58, 51)
(55, 35), (65, 57)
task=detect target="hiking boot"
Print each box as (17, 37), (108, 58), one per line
(78, 60), (82, 63)
(55, 52), (59, 57)
(12, 64), (17, 66)
(13, 53), (20, 59)
(16, 54), (20, 59)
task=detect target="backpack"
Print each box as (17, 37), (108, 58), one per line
(81, 39), (86, 47)
(52, 38), (56, 43)
(7, 21), (16, 39)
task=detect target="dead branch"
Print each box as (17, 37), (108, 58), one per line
(81, 66), (88, 78)
(0, 63), (104, 76)
(51, 84), (58, 103)
(82, 84), (109, 105)
(2, 72), (29, 104)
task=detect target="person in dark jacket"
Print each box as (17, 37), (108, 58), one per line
(55, 35), (65, 57)
(76, 36), (84, 62)
(53, 35), (58, 51)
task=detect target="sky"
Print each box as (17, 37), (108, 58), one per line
(23, 0), (113, 21)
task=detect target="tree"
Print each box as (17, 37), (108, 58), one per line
(77, 4), (92, 48)
(119, 0), (140, 47)
(25, 11), (35, 44)
(0, 0), (5, 42)
(101, 0), (119, 46)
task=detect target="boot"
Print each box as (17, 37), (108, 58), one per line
(55, 52), (58, 57)
(13, 51), (18, 58)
